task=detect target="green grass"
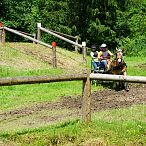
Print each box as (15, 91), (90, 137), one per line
(0, 78), (102, 112)
(0, 43), (146, 145)
(0, 81), (83, 112)
(0, 105), (146, 145)
(125, 56), (146, 76)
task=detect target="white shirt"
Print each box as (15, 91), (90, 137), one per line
(90, 51), (99, 62)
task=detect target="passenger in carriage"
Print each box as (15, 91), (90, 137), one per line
(90, 44), (100, 72)
(98, 43), (113, 71)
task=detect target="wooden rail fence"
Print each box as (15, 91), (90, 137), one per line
(37, 23), (87, 65)
(49, 29), (81, 52)
(1, 73), (146, 123)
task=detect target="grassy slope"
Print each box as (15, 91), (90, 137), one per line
(0, 43), (146, 145)
(0, 43), (88, 112)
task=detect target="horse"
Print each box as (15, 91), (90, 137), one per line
(109, 48), (129, 91)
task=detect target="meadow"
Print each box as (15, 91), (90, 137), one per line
(0, 43), (146, 145)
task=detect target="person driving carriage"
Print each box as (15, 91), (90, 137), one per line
(90, 44), (99, 72)
(98, 43), (113, 71)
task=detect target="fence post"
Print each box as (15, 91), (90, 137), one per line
(0, 22), (5, 44)
(2, 27), (5, 44)
(52, 42), (57, 68)
(82, 42), (87, 66)
(82, 71), (91, 123)
(37, 23), (41, 42)
(0, 29), (2, 43)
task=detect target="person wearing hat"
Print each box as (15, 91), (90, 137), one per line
(90, 44), (100, 72)
(98, 43), (113, 71)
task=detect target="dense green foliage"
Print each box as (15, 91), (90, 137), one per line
(1, 0), (146, 56)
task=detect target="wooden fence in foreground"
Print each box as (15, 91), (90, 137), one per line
(1, 73), (146, 123)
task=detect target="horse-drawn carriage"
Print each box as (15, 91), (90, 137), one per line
(91, 48), (129, 91)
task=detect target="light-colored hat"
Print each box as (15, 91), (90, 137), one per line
(100, 43), (107, 48)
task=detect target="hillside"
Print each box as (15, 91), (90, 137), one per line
(0, 43), (85, 74)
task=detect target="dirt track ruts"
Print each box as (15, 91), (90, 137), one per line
(0, 83), (146, 124)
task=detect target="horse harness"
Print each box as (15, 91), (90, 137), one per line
(110, 58), (127, 74)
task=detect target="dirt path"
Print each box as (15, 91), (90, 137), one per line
(0, 84), (146, 132)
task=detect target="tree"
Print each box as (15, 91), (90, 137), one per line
(116, 0), (146, 56)
(67, 0), (123, 49)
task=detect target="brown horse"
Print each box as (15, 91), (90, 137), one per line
(109, 48), (129, 91)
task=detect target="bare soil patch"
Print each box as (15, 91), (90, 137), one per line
(137, 63), (146, 69)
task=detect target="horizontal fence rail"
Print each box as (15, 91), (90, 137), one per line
(90, 73), (146, 83)
(39, 27), (83, 48)
(17, 30), (35, 37)
(4, 27), (52, 48)
(48, 29), (78, 40)
(1, 73), (146, 86)
(0, 74), (87, 86)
